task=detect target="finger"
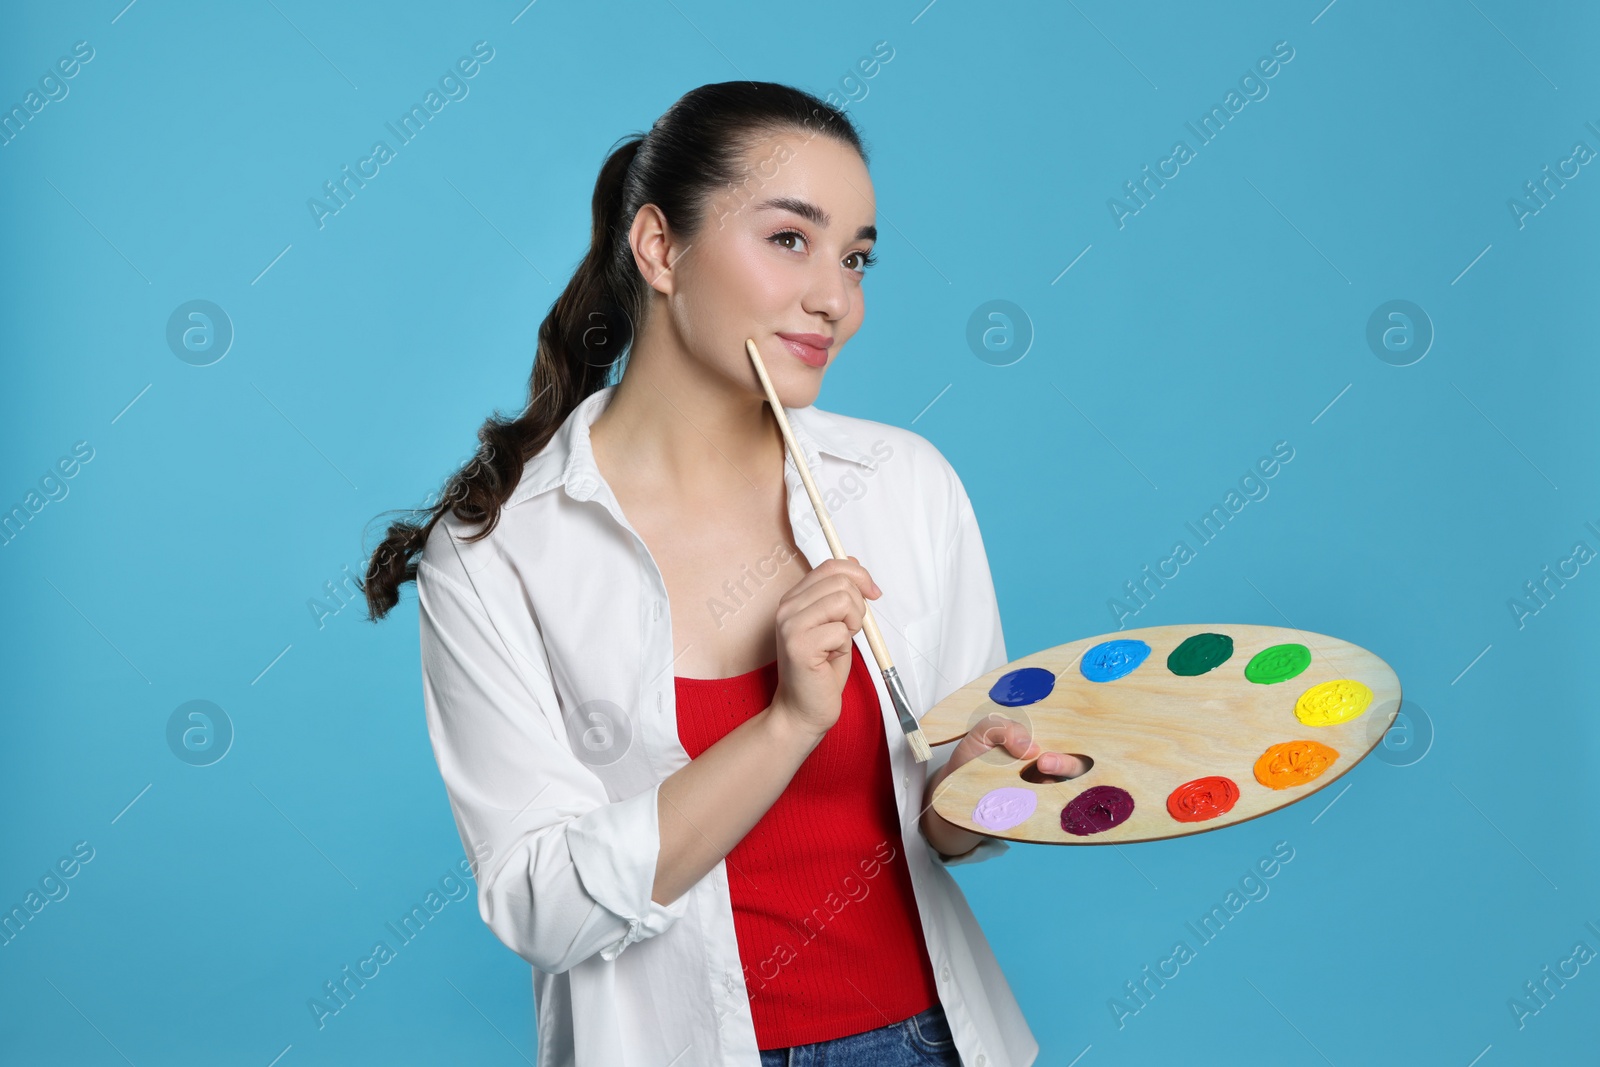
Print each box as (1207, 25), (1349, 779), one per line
(784, 575), (870, 627)
(776, 563), (837, 611)
(784, 619), (855, 667)
(993, 716), (1039, 760)
(784, 587), (866, 639)
(968, 715), (1039, 763)
(932, 718), (1038, 807)
(801, 556), (879, 599)
(1033, 751), (1082, 776)
(966, 712), (1013, 751)
(845, 555), (883, 597)
(784, 574), (867, 623)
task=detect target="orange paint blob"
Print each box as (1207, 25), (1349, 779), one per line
(1166, 776), (1241, 822)
(1253, 740), (1340, 789)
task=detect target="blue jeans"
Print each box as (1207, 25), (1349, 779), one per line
(758, 1004), (961, 1066)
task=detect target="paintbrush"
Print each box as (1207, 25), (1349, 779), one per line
(744, 337), (933, 763)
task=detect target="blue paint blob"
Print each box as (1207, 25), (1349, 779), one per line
(1079, 639), (1152, 682)
(988, 667), (1056, 707)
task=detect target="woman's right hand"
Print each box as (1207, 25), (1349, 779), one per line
(769, 555), (881, 739)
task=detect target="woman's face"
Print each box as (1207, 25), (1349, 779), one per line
(635, 129), (877, 407)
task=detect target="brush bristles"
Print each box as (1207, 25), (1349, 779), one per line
(904, 725), (932, 763)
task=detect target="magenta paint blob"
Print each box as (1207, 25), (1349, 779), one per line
(1060, 785), (1136, 836)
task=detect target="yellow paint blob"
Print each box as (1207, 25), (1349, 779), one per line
(1294, 679), (1374, 727)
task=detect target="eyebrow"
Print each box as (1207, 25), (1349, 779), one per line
(755, 196), (877, 242)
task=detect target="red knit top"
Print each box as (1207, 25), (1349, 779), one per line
(674, 641), (941, 1049)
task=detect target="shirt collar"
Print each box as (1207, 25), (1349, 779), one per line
(505, 383), (880, 508)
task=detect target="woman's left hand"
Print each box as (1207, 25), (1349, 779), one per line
(918, 712), (1088, 860)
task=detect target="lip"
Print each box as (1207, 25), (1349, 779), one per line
(777, 332), (832, 368)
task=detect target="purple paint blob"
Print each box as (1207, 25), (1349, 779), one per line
(972, 787), (1038, 831)
(1060, 785), (1136, 836)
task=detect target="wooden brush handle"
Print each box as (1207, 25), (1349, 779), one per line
(744, 339), (895, 671)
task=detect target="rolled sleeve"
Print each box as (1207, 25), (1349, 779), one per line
(566, 782), (690, 961)
(928, 452), (1012, 867)
(417, 544), (687, 973)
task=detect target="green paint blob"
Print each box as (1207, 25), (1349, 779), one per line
(1166, 632), (1234, 676)
(1244, 643), (1312, 684)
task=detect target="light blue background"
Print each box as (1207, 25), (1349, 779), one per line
(2, 1), (1596, 1064)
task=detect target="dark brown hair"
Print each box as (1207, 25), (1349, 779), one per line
(360, 81), (867, 620)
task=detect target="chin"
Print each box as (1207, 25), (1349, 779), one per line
(760, 375), (821, 410)
(788, 378), (825, 408)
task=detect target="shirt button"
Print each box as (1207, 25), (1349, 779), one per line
(941, 965), (951, 982)
(976, 1056), (986, 1066)
(902, 773), (909, 787)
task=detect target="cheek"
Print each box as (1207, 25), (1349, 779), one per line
(691, 241), (797, 328)
(672, 243), (779, 349)
(726, 242), (799, 307)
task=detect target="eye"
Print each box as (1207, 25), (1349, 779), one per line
(768, 228), (878, 276)
(844, 248), (878, 274)
(768, 228), (808, 253)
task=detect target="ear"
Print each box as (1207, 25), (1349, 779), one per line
(628, 203), (686, 298)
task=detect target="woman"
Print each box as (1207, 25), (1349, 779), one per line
(362, 81), (1082, 1067)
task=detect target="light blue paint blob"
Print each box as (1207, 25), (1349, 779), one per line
(1079, 639), (1152, 682)
(988, 667), (1056, 707)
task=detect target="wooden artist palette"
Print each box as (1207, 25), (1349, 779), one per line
(921, 623), (1401, 845)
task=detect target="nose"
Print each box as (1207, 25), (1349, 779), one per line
(802, 258), (853, 323)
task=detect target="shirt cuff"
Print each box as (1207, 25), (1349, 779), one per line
(565, 780), (691, 961)
(935, 835), (1010, 866)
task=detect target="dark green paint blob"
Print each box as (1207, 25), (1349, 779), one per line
(1166, 632), (1235, 676)
(1244, 642), (1312, 685)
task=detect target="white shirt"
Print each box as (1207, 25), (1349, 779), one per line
(416, 383), (1039, 1067)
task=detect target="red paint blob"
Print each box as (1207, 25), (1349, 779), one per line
(1166, 776), (1241, 823)
(1060, 785), (1135, 836)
